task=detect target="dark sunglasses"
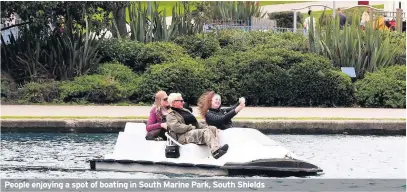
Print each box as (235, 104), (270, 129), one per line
(162, 98), (168, 101)
(174, 100), (184, 102)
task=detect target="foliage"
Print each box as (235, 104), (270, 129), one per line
(97, 62), (139, 84)
(142, 42), (188, 69)
(98, 38), (144, 70)
(318, 9), (334, 26)
(213, 30), (308, 52)
(384, 32), (406, 65)
(1, 15), (102, 83)
(1, 77), (10, 98)
(204, 51), (246, 104)
(59, 62), (140, 103)
(135, 58), (210, 104)
(0, 2), (126, 35)
(128, 2), (202, 43)
(99, 39), (188, 72)
(210, 1), (266, 21)
(205, 48), (354, 107)
(173, 34), (220, 59)
(267, 11), (302, 28)
(247, 31), (308, 52)
(238, 54), (291, 106)
(289, 62), (354, 107)
(310, 14), (395, 79)
(355, 65), (406, 108)
(17, 80), (60, 103)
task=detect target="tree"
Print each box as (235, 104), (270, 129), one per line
(0, 1), (129, 36)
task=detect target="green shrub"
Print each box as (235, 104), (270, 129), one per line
(288, 56), (354, 107)
(99, 39), (189, 72)
(267, 11), (302, 28)
(1, 77), (10, 98)
(204, 51), (247, 105)
(141, 42), (189, 69)
(17, 80), (60, 103)
(99, 38), (144, 70)
(250, 48), (314, 70)
(388, 32), (406, 65)
(205, 48), (355, 107)
(135, 58), (210, 104)
(97, 62), (138, 84)
(215, 30), (251, 51)
(59, 75), (136, 103)
(355, 65), (406, 108)
(238, 55), (291, 106)
(173, 34), (220, 59)
(212, 30), (308, 53)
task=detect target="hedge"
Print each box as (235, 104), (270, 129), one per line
(134, 58), (211, 104)
(99, 39), (189, 72)
(1, 77), (10, 98)
(214, 30), (308, 53)
(59, 62), (139, 103)
(355, 65), (406, 108)
(267, 11), (303, 28)
(173, 34), (220, 59)
(6, 30), (404, 108)
(205, 48), (354, 106)
(17, 80), (60, 103)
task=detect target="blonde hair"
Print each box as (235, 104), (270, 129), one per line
(153, 90), (167, 118)
(168, 93), (182, 106)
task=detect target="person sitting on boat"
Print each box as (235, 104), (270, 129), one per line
(166, 93), (229, 159)
(198, 91), (245, 130)
(145, 90), (169, 141)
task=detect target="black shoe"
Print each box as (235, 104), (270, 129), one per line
(154, 137), (163, 141)
(212, 144), (229, 159)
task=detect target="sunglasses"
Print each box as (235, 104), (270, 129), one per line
(162, 98), (168, 101)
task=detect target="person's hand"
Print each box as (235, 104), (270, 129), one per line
(239, 97), (246, 105)
(161, 123), (167, 129)
(235, 98), (245, 113)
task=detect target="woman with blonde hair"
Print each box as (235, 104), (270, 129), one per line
(198, 91), (245, 130)
(145, 90), (169, 140)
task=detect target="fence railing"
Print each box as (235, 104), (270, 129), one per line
(203, 18), (302, 33)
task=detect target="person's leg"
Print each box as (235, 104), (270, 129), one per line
(207, 126), (220, 144)
(159, 128), (167, 140)
(184, 129), (219, 153)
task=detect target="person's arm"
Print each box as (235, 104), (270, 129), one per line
(146, 109), (162, 132)
(205, 109), (237, 127)
(167, 113), (195, 134)
(222, 102), (239, 113)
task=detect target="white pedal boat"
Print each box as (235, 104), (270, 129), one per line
(90, 122), (323, 177)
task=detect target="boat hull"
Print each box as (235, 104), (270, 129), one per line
(90, 123), (323, 177)
(90, 158), (322, 177)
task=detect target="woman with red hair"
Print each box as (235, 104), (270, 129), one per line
(198, 91), (246, 130)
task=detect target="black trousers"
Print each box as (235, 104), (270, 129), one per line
(145, 128), (167, 140)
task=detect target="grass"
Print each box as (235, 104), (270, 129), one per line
(1, 116), (405, 121)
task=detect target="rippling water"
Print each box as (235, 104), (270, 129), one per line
(1, 133), (405, 179)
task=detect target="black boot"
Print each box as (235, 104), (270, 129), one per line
(212, 144), (229, 159)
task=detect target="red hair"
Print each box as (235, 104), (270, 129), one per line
(197, 91), (215, 119)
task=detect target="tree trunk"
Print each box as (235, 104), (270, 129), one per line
(114, 7), (127, 37)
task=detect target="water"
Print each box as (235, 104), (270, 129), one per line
(1, 133), (405, 179)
